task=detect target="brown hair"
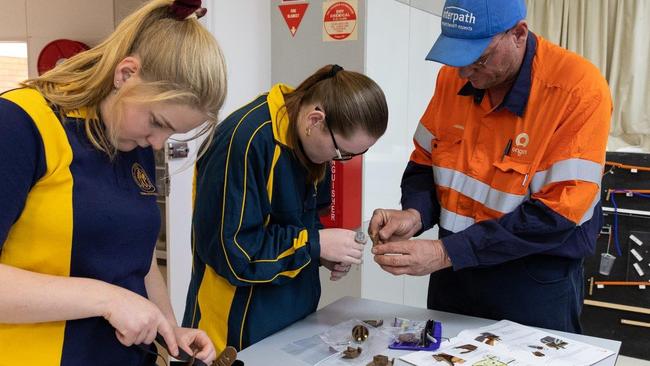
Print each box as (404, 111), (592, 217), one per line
(23, 0), (227, 158)
(281, 65), (388, 183)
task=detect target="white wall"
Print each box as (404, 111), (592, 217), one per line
(202, 0), (272, 117)
(0, 0), (27, 42)
(0, 0), (115, 78)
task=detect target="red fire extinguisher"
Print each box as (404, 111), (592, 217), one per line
(37, 39), (90, 76)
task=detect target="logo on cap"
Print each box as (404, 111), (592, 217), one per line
(442, 6), (476, 31)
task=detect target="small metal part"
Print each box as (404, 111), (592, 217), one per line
(215, 346), (238, 366)
(342, 346), (362, 359)
(363, 319), (384, 327)
(355, 231), (368, 244)
(352, 324), (369, 343)
(630, 234), (644, 246)
(369, 232), (381, 246)
(167, 141), (189, 159)
(367, 355), (393, 366)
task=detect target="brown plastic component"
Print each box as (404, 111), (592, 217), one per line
(352, 324), (369, 342)
(342, 346), (362, 359)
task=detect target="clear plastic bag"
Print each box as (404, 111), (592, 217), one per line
(319, 319), (371, 352)
(281, 334), (335, 365)
(282, 319), (394, 366)
(383, 317), (428, 345)
(317, 319), (393, 366)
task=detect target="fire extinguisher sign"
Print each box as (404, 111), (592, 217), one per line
(322, 0), (358, 42)
(319, 157), (363, 230)
(328, 162), (337, 221)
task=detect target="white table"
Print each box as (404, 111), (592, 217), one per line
(238, 296), (621, 366)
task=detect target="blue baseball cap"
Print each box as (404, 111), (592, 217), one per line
(426, 0), (527, 67)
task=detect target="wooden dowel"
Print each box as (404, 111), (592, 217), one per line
(584, 299), (650, 315)
(621, 319), (650, 328)
(605, 161), (650, 172)
(594, 281), (650, 286)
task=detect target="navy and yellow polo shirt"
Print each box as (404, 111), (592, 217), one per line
(0, 88), (160, 366)
(183, 84), (328, 351)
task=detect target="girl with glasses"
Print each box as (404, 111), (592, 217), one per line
(183, 64), (388, 351)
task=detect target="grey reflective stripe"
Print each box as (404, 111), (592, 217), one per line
(440, 207), (475, 233)
(530, 158), (603, 193)
(413, 123), (435, 153)
(579, 194), (600, 225)
(433, 166), (527, 214)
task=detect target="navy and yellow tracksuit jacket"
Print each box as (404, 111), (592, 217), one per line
(0, 89), (160, 365)
(403, 34), (612, 332)
(183, 84), (328, 351)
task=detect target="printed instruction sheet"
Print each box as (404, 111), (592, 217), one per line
(400, 320), (614, 366)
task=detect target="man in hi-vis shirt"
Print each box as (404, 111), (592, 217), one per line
(369, 0), (611, 333)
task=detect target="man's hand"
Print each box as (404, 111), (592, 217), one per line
(372, 239), (452, 276)
(368, 208), (422, 245)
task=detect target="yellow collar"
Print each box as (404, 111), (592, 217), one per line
(267, 83), (294, 147)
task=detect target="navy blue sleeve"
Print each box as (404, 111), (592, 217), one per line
(195, 123), (316, 286)
(0, 98), (46, 248)
(442, 199), (595, 270)
(400, 161), (440, 234)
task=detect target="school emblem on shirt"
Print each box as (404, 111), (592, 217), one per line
(132, 163), (156, 194)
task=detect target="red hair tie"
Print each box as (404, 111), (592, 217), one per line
(170, 0), (207, 20)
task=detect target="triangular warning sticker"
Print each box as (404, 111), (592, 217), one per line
(278, 3), (309, 37)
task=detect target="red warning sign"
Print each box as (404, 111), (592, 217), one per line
(278, 3), (309, 37)
(323, 1), (358, 41)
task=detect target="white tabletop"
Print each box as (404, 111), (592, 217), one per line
(238, 296), (621, 366)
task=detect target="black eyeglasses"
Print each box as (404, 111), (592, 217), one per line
(315, 107), (368, 161)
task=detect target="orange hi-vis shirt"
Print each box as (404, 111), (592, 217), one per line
(404, 33), (612, 269)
